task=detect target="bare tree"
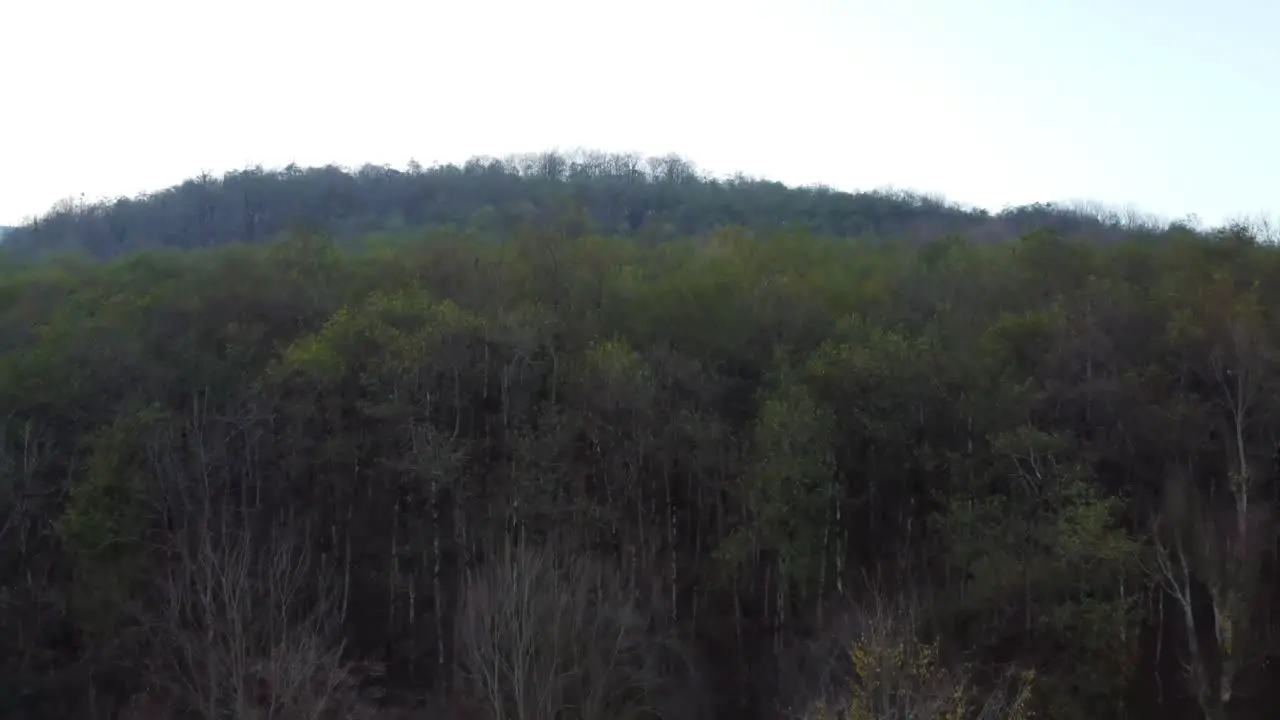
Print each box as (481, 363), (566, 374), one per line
(1218, 212), (1280, 244)
(0, 419), (60, 696)
(0, 419), (50, 556)
(1147, 300), (1276, 720)
(152, 510), (362, 720)
(453, 542), (674, 720)
(141, 405), (365, 720)
(1150, 464), (1270, 720)
(791, 588), (1035, 720)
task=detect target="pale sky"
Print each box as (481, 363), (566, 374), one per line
(1, 0), (1277, 227)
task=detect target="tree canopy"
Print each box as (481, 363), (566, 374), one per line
(0, 153), (1276, 720)
(1, 150), (1198, 263)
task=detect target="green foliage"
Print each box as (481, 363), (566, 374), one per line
(725, 369), (836, 589)
(56, 407), (167, 634)
(1, 171), (1277, 719)
(936, 428), (1142, 719)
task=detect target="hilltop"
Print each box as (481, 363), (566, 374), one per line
(0, 150), (1198, 261)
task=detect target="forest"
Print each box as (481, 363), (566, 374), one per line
(0, 150), (1194, 262)
(0, 151), (1277, 720)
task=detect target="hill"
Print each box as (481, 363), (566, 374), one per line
(2, 152), (1277, 720)
(1, 150), (1188, 261)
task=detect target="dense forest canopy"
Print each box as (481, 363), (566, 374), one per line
(0, 150), (1221, 263)
(1, 151), (1278, 720)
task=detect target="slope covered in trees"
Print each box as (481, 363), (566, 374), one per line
(1, 150), (1191, 262)
(1, 159), (1278, 720)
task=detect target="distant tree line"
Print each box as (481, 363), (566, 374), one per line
(0, 150), (1223, 263)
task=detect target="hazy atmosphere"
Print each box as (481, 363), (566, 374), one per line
(2, 0), (1277, 226)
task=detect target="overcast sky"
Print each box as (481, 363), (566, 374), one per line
(1, 0), (1277, 227)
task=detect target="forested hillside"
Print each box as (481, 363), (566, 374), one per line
(1, 157), (1277, 720)
(1, 151), (1185, 262)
